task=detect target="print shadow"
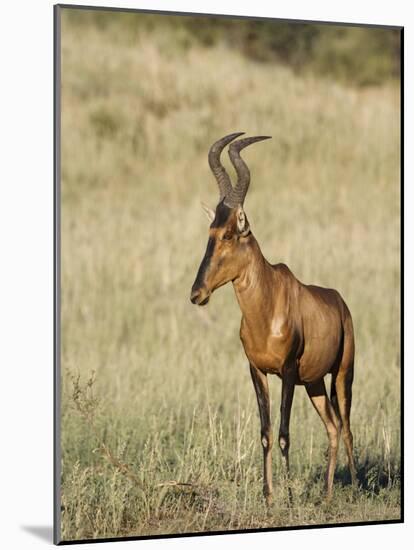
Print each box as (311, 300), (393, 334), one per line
(21, 525), (53, 543)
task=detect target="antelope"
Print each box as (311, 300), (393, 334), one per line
(190, 133), (357, 506)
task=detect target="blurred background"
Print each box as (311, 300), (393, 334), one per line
(60, 7), (401, 542)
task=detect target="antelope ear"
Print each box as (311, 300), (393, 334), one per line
(236, 205), (250, 236)
(201, 202), (215, 223)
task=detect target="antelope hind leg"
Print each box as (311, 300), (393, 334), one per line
(306, 379), (340, 500)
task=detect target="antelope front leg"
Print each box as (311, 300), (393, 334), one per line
(250, 364), (273, 506)
(279, 362), (296, 493)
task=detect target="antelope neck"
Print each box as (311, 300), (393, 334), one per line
(232, 236), (278, 321)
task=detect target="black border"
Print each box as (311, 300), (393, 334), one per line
(400, 26), (404, 531)
(58, 519), (402, 546)
(53, 4), (62, 546)
(57, 2), (402, 29)
(53, 4), (404, 545)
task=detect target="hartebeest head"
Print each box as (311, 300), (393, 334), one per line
(190, 133), (271, 306)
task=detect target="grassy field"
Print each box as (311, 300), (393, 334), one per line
(59, 9), (401, 542)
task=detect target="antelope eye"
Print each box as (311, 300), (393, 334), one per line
(222, 232), (233, 240)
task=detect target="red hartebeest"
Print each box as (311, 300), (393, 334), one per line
(190, 133), (357, 506)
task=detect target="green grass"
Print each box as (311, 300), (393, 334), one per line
(59, 9), (401, 542)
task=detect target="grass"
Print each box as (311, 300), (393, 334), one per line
(59, 8), (401, 542)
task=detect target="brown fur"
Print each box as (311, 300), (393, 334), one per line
(191, 205), (357, 505)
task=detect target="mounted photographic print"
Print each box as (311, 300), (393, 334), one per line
(54, 4), (403, 544)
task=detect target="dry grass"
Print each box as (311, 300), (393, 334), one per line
(59, 9), (401, 542)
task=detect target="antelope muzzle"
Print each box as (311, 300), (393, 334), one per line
(191, 235), (216, 306)
(190, 285), (211, 306)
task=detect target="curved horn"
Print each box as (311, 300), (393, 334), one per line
(208, 132), (245, 201)
(225, 136), (272, 207)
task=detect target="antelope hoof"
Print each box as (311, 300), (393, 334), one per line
(287, 486), (293, 507)
(264, 489), (273, 507)
(350, 468), (358, 487)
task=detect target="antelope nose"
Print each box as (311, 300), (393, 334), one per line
(190, 289), (201, 304)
